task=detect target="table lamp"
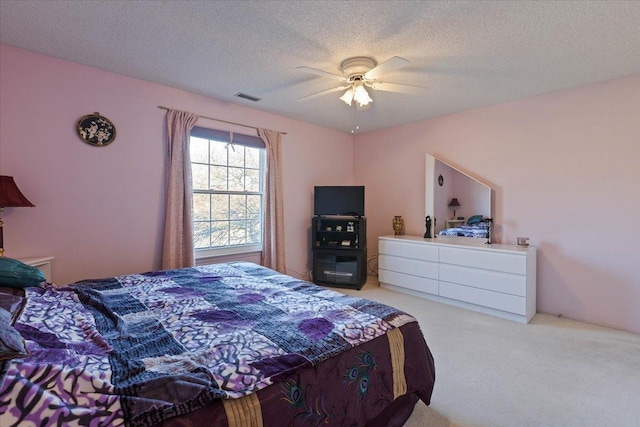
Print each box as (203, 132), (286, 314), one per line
(0, 176), (35, 257)
(448, 198), (461, 218)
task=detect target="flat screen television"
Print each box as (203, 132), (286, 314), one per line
(314, 186), (365, 217)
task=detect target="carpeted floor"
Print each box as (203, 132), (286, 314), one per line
(335, 278), (640, 427)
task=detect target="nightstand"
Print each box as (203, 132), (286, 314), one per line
(444, 219), (465, 229)
(18, 256), (54, 282)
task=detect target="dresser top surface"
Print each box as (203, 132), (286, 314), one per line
(17, 256), (55, 264)
(379, 235), (534, 254)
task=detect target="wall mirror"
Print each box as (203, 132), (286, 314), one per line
(425, 154), (492, 239)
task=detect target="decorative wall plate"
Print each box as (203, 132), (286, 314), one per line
(77, 112), (116, 147)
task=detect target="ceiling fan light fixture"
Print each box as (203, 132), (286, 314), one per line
(339, 88), (355, 106)
(353, 85), (372, 106)
(298, 55), (421, 107)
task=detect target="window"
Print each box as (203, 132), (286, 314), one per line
(190, 126), (265, 257)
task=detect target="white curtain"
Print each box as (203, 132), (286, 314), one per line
(161, 109), (200, 269)
(258, 128), (286, 273)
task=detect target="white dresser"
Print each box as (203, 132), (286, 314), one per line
(18, 256), (55, 282)
(378, 236), (536, 323)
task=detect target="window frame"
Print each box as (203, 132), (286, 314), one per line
(190, 126), (266, 259)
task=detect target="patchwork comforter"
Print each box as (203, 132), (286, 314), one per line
(0, 262), (435, 427)
(439, 222), (490, 238)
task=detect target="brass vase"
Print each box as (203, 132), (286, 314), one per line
(392, 216), (404, 235)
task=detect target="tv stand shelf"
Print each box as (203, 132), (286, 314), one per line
(312, 216), (367, 289)
(313, 216), (365, 250)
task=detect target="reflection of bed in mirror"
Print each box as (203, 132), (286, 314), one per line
(438, 221), (490, 238)
(425, 154), (492, 239)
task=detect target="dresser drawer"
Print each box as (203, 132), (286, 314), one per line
(379, 269), (439, 295)
(439, 247), (526, 275)
(439, 264), (526, 296)
(379, 239), (438, 262)
(379, 254), (438, 280)
(439, 282), (526, 315)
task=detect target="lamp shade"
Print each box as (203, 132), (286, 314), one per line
(0, 176), (35, 208)
(339, 88), (355, 106)
(448, 198), (461, 208)
(353, 85), (372, 106)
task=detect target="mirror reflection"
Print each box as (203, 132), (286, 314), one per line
(425, 154), (492, 239)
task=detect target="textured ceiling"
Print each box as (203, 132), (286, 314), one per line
(1, 1), (639, 134)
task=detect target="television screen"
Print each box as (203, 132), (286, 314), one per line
(314, 186), (365, 217)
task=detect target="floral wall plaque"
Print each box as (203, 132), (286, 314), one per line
(76, 112), (116, 146)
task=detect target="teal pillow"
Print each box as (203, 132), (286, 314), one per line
(467, 215), (484, 225)
(0, 257), (46, 288)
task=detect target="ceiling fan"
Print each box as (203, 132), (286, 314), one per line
(296, 56), (429, 108)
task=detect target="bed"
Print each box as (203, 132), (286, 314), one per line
(0, 261), (435, 427)
(439, 216), (490, 238)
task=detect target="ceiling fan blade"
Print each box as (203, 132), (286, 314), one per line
(369, 82), (430, 95)
(295, 66), (347, 81)
(364, 56), (410, 80)
(297, 85), (351, 101)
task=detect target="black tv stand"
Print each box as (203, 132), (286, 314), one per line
(312, 216), (367, 290)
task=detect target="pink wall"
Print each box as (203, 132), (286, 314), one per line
(354, 74), (640, 333)
(0, 44), (354, 284)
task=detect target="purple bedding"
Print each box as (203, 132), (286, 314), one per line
(0, 262), (435, 426)
(439, 221), (490, 238)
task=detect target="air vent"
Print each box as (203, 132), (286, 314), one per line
(234, 92), (262, 102)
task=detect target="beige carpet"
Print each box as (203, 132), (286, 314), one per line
(336, 278), (640, 427)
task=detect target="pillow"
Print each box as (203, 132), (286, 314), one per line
(0, 307), (29, 361)
(467, 215), (484, 225)
(0, 257), (46, 289)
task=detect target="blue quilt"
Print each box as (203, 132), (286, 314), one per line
(0, 262), (416, 427)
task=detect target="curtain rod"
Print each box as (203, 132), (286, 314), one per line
(158, 106), (287, 135)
